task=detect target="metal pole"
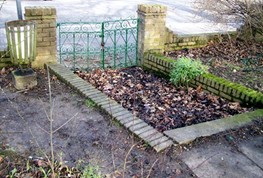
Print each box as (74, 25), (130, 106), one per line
(16, 0), (23, 20)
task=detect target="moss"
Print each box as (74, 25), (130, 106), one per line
(146, 52), (175, 63)
(224, 109), (263, 125)
(203, 73), (263, 106)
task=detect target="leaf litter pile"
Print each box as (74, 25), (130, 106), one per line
(76, 67), (252, 132)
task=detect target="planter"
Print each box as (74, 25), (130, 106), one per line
(12, 68), (37, 90)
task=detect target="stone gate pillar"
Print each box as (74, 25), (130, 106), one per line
(137, 4), (167, 64)
(25, 6), (57, 68)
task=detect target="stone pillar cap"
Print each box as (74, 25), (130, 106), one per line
(138, 4), (167, 13)
(25, 6), (56, 16)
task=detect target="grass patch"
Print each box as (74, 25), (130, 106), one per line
(85, 99), (96, 108)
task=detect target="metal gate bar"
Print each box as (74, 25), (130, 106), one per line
(57, 18), (139, 71)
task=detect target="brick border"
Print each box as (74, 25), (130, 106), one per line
(46, 63), (174, 152)
(142, 52), (263, 107)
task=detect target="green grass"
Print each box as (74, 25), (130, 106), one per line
(85, 99), (96, 108)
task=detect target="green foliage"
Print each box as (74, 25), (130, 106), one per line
(81, 165), (102, 178)
(85, 99), (96, 108)
(9, 168), (17, 178)
(170, 57), (208, 87)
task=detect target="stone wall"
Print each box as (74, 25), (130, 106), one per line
(143, 53), (263, 107)
(25, 6), (57, 68)
(137, 4), (237, 55)
(165, 29), (237, 51)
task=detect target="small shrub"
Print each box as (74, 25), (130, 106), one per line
(170, 57), (208, 87)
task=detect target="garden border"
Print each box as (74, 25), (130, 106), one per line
(46, 63), (174, 152)
(142, 52), (263, 143)
(46, 62), (263, 146)
(142, 52), (263, 107)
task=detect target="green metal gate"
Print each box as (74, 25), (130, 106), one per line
(57, 18), (139, 70)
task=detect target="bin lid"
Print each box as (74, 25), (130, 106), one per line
(5, 20), (36, 27)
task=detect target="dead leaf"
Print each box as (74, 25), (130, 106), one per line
(0, 67), (6, 75)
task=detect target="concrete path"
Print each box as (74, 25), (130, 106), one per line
(180, 135), (263, 178)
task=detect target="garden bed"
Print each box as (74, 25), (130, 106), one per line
(168, 40), (263, 93)
(76, 67), (253, 132)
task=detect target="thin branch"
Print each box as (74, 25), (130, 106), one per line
(35, 123), (50, 135)
(53, 112), (78, 133)
(146, 158), (159, 178)
(122, 144), (136, 178)
(46, 66), (55, 178)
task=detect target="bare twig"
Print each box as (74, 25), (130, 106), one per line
(53, 112), (78, 133)
(122, 144), (136, 178)
(111, 149), (116, 170)
(194, 0), (263, 41)
(47, 66), (55, 178)
(146, 158), (159, 178)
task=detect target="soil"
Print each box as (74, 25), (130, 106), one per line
(0, 68), (194, 177)
(168, 40), (263, 93)
(76, 67), (253, 132)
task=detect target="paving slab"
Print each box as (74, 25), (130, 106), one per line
(164, 109), (263, 144)
(180, 143), (263, 178)
(153, 140), (174, 152)
(239, 136), (263, 169)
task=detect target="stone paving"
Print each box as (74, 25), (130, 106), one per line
(180, 136), (263, 178)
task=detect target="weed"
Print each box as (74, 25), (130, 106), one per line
(85, 98), (96, 108)
(111, 120), (121, 128)
(81, 165), (102, 178)
(9, 168), (17, 178)
(39, 167), (51, 178)
(170, 57), (208, 87)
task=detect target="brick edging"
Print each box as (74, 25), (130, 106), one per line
(142, 52), (263, 107)
(46, 63), (174, 152)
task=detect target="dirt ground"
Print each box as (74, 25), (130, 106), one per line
(0, 69), (194, 177)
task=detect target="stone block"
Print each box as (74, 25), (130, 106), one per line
(12, 69), (37, 90)
(32, 55), (56, 68)
(37, 41), (51, 47)
(43, 28), (56, 34)
(43, 37), (56, 42)
(153, 140), (174, 152)
(220, 92), (232, 101)
(207, 86), (219, 95)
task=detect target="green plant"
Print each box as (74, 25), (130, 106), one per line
(39, 167), (51, 178)
(9, 168), (17, 178)
(85, 99), (96, 108)
(81, 165), (102, 178)
(170, 57), (208, 87)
